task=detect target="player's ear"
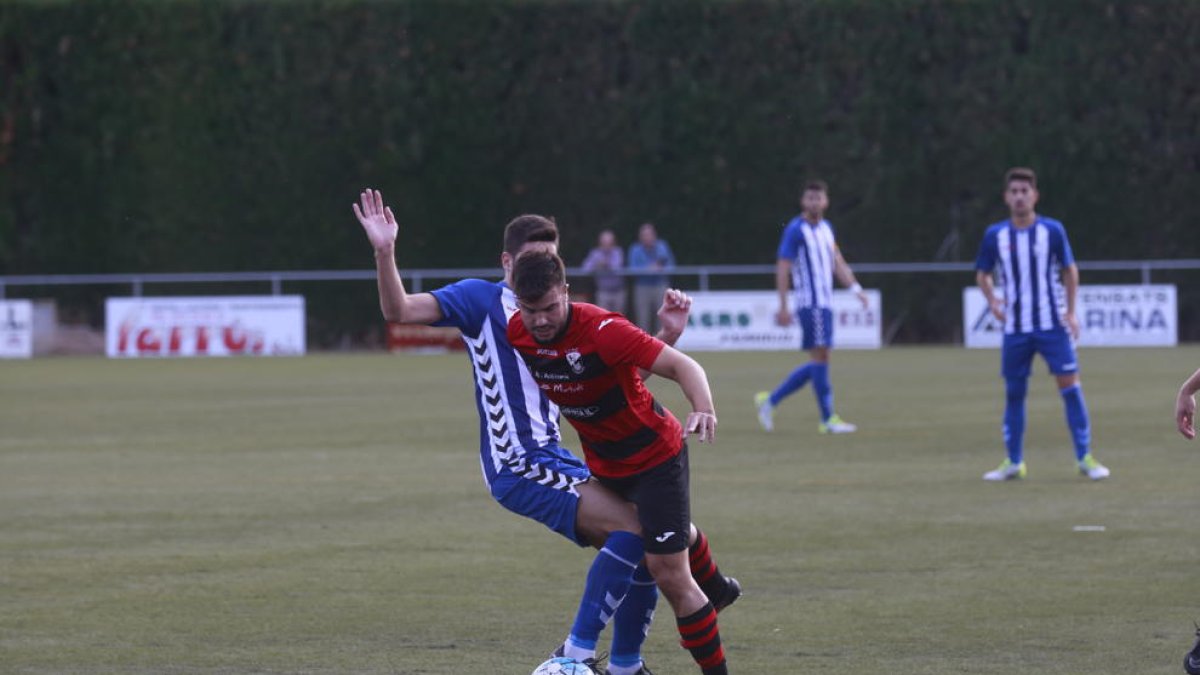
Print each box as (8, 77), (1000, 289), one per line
(500, 252), (513, 273)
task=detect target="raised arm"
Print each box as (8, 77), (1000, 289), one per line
(636, 289), (692, 381)
(352, 189), (443, 325)
(647, 345), (717, 443)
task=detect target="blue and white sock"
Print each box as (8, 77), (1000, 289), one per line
(607, 563), (657, 675)
(769, 363), (813, 406)
(1003, 377), (1028, 464)
(564, 531), (643, 659)
(811, 362), (833, 421)
(1060, 384), (1091, 461)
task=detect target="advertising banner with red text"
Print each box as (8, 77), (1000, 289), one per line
(106, 296), (306, 358)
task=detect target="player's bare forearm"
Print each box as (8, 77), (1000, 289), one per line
(650, 347), (715, 413)
(1178, 367), (1200, 440)
(977, 270), (1006, 321)
(1062, 264), (1080, 315)
(355, 189), (443, 325)
(833, 251), (857, 288)
(775, 259), (791, 309)
(647, 346), (717, 442)
(1181, 367), (1200, 398)
(374, 258), (442, 325)
(975, 270), (994, 301)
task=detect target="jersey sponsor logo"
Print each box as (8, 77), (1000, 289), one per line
(548, 382), (585, 393)
(533, 370), (573, 381)
(536, 348), (558, 356)
(560, 404), (603, 419)
(654, 531), (676, 543)
(598, 318), (615, 331)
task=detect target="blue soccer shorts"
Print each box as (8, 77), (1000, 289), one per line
(490, 445), (592, 547)
(1001, 328), (1079, 379)
(798, 307), (834, 351)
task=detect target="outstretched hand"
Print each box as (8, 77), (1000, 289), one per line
(352, 189), (398, 253)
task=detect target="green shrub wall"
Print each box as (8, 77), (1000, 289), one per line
(2, 0), (1198, 341)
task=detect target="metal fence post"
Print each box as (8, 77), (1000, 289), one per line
(271, 274), (282, 296)
(132, 278), (143, 297)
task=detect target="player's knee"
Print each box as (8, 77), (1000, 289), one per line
(645, 554), (690, 590)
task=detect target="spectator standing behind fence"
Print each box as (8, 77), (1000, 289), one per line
(581, 229), (626, 315)
(628, 223), (676, 333)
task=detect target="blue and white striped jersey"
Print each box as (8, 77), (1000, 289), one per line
(975, 217), (1076, 334)
(778, 217), (839, 310)
(431, 279), (568, 490)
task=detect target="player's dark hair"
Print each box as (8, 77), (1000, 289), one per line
(503, 214), (559, 256)
(802, 179), (828, 195)
(1004, 167), (1037, 189)
(512, 250), (566, 300)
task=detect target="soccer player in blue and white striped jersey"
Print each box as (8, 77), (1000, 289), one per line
(974, 167), (1110, 481)
(755, 179), (868, 434)
(353, 190), (739, 675)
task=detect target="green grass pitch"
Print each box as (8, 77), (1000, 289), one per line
(3, 347), (1199, 673)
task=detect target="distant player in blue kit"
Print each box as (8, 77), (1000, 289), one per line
(352, 190), (739, 675)
(755, 179), (868, 434)
(974, 167), (1110, 481)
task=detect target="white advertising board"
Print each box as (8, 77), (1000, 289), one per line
(0, 300), (34, 359)
(962, 284), (1176, 348)
(674, 290), (882, 351)
(106, 296), (306, 358)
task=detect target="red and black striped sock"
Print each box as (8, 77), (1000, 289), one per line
(689, 528), (730, 601)
(676, 602), (727, 675)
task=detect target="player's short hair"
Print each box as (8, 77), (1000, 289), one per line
(503, 215), (559, 256)
(512, 249), (566, 300)
(802, 179), (828, 195)
(1004, 167), (1037, 189)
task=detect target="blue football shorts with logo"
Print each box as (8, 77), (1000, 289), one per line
(798, 307), (834, 351)
(490, 445), (592, 547)
(1001, 327), (1079, 378)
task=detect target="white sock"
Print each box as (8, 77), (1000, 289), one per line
(562, 639), (596, 662)
(605, 662), (644, 675)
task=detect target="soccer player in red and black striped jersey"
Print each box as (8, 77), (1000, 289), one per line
(508, 250), (731, 675)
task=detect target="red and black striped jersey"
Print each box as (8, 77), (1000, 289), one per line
(507, 302), (683, 478)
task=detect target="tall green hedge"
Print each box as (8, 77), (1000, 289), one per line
(2, 0), (1198, 341)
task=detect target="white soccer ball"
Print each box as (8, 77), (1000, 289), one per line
(531, 656), (596, 675)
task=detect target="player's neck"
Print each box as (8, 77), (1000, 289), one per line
(1010, 212), (1037, 229)
(802, 213), (823, 225)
